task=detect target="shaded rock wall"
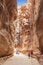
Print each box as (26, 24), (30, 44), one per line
(36, 0), (43, 54)
(5, 0), (17, 21)
(0, 0), (17, 57)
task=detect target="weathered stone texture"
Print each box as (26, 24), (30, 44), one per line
(14, 0), (41, 55)
(36, 0), (43, 54)
(0, 0), (17, 57)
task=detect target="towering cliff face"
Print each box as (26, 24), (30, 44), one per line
(0, 0), (43, 57)
(0, 0), (17, 57)
(14, 0), (41, 55)
(28, 0), (43, 54)
(36, 0), (43, 54)
(28, 0), (41, 54)
(5, 0), (17, 21)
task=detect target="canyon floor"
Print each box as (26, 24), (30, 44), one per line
(0, 53), (43, 65)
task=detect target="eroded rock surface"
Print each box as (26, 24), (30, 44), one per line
(0, 0), (17, 57)
(14, 0), (41, 55)
(36, 0), (43, 54)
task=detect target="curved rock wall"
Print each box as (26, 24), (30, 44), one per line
(0, 0), (17, 57)
(36, 0), (43, 54)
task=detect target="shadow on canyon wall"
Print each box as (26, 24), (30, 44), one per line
(36, 0), (43, 54)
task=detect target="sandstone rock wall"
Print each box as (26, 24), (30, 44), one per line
(0, 0), (43, 57)
(26, 0), (41, 54)
(0, 0), (17, 57)
(14, 0), (41, 55)
(36, 0), (43, 54)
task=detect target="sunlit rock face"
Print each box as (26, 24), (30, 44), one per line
(0, 0), (17, 57)
(14, 4), (31, 54)
(14, 0), (41, 55)
(14, 0), (43, 55)
(26, 0), (41, 54)
(36, 0), (43, 54)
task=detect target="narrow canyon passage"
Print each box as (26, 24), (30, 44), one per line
(0, 0), (43, 65)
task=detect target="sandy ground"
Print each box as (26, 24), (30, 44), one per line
(0, 53), (41, 65)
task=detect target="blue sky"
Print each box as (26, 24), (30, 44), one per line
(17, 0), (27, 6)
